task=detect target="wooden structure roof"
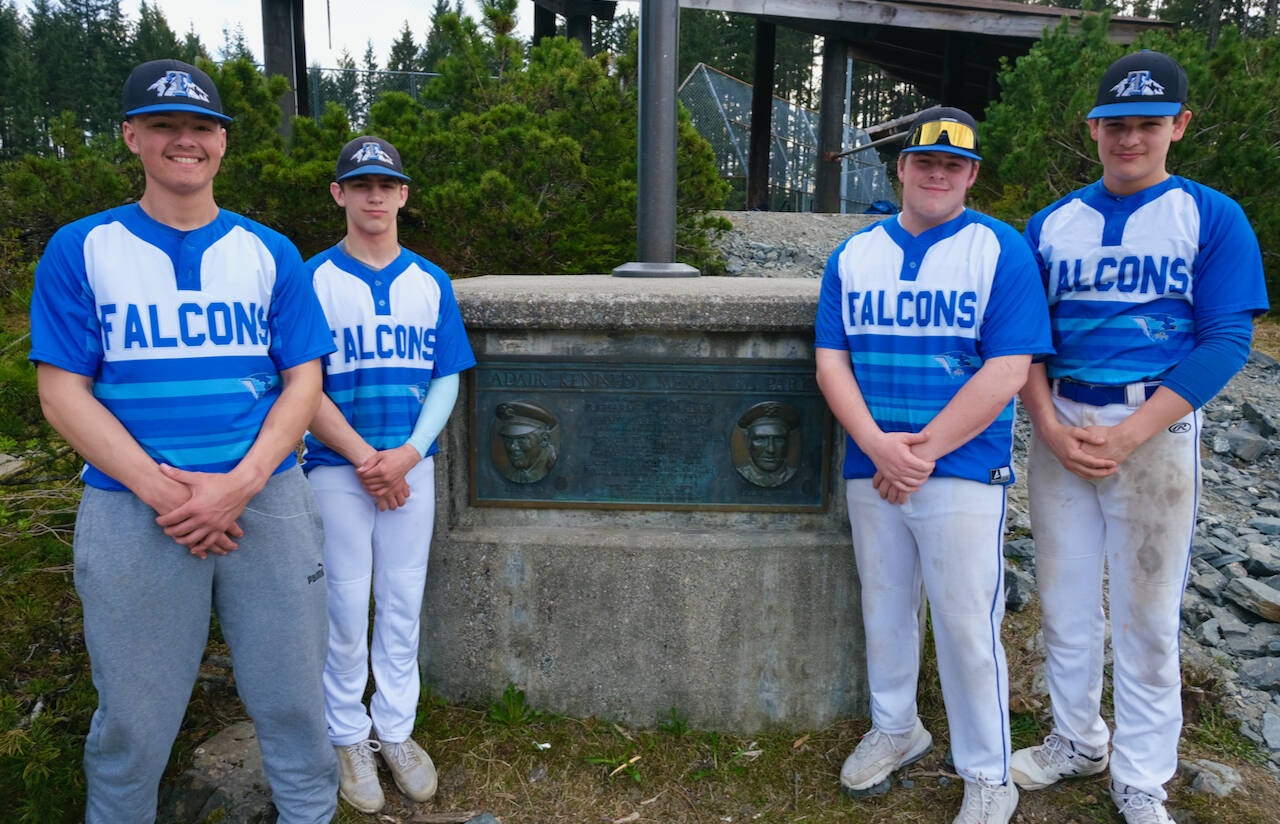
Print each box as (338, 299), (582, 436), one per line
(680, 0), (1171, 115)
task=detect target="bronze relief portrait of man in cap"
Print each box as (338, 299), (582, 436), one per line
(731, 402), (801, 488)
(492, 401), (559, 483)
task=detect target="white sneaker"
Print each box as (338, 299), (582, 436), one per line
(1111, 781), (1175, 824)
(379, 737), (439, 802)
(1010, 732), (1108, 790)
(839, 718), (932, 796)
(335, 739), (385, 813)
(953, 780), (1018, 824)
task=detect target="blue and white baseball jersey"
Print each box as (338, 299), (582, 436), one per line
(29, 203), (336, 490)
(1026, 176), (1268, 385)
(815, 209), (1053, 484)
(302, 245), (475, 468)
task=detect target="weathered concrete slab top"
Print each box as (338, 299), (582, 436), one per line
(453, 275), (819, 332)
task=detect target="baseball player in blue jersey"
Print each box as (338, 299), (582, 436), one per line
(303, 136), (475, 813)
(29, 59), (338, 823)
(1011, 51), (1268, 824)
(815, 106), (1052, 824)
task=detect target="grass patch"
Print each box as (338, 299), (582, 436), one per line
(1254, 316), (1280, 360)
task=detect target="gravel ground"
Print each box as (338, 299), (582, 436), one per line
(710, 210), (880, 278)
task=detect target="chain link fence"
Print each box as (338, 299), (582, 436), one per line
(679, 63), (897, 213)
(305, 67), (440, 127)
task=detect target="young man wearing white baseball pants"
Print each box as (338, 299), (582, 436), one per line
(1013, 50), (1269, 824)
(816, 106), (1052, 824)
(304, 136), (475, 814)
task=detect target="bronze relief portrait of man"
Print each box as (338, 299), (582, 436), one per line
(731, 402), (801, 488)
(492, 401), (559, 484)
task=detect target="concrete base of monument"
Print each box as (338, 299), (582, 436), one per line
(421, 275), (871, 731)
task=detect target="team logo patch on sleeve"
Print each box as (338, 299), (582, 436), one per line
(147, 71), (212, 102)
(989, 466), (1012, 485)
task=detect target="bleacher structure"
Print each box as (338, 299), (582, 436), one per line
(678, 63), (897, 213)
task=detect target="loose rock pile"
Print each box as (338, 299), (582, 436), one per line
(1002, 350), (1280, 779)
(710, 210), (877, 278)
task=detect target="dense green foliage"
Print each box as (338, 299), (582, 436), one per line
(0, 5), (729, 283)
(980, 15), (1280, 303)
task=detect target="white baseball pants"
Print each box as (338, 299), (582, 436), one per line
(307, 458), (435, 746)
(1029, 393), (1200, 799)
(847, 477), (1012, 785)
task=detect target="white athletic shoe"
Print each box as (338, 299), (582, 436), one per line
(335, 739), (385, 813)
(953, 780), (1018, 824)
(839, 718), (933, 797)
(379, 736), (439, 802)
(1111, 781), (1175, 824)
(1010, 732), (1108, 790)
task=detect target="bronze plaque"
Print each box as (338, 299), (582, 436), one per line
(471, 357), (830, 510)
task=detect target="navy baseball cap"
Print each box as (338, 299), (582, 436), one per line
(1088, 50), (1187, 119)
(900, 106), (981, 161)
(123, 59), (231, 122)
(335, 136), (411, 182)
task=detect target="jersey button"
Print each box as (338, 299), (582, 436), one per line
(374, 280), (383, 286)
(909, 262), (917, 268)
(378, 300), (386, 306)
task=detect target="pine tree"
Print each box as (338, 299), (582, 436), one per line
(358, 40), (380, 127)
(131, 0), (184, 64)
(386, 21), (420, 72)
(219, 22), (254, 62)
(593, 10), (637, 60)
(0, 1), (43, 158)
(421, 0), (461, 74)
(318, 49), (361, 127)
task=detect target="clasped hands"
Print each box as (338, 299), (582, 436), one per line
(867, 430), (935, 505)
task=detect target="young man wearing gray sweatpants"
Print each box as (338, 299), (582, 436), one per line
(30, 59), (339, 823)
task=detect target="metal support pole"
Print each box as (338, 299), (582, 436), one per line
(747, 21), (776, 212)
(532, 3), (556, 45)
(815, 37), (848, 214)
(613, 0), (698, 278)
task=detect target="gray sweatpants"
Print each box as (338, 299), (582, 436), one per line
(74, 466), (338, 824)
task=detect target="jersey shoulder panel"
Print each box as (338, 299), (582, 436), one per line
(1026, 185), (1093, 245)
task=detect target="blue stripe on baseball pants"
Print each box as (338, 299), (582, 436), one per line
(847, 477), (1012, 784)
(1029, 394), (1200, 800)
(308, 457), (434, 746)
(74, 466), (337, 824)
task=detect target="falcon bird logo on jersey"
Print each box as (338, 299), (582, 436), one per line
(146, 70), (212, 102)
(933, 350), (982, 378)
(239, 373), (276, 399)
(1109, 70), (1165, 98)
(1132, 312), (1181, 341)
(349, 142), (394, 164)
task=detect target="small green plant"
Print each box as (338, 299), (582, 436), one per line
(658, 706), (689, 737)
(584, 741), (641, 783)
(1009, 711), (1045, 751)
(1187, 703), (1268, 764)
(486, 682), (541, 727)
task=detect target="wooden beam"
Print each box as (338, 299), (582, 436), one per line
(535, 0), (617, 21)
(680, 0), (1167, 42)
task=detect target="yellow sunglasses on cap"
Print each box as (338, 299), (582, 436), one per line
(905, 119), (978, 151)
